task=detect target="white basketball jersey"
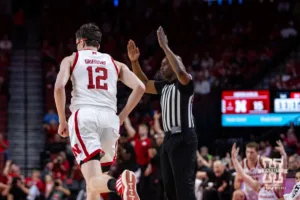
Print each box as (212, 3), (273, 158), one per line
(284, 182), (300, 200)
(258, 187), (279, 200)
(69, 50), (119, 113)
(242, 156), (264, 200)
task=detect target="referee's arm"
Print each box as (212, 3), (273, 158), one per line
(127, 40), (160, 94)
(157, 26), (191, 85)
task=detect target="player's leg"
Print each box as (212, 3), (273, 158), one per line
(100, 127), (140, 200)
(169, 131), (198, 200)
(68, 109), (118, 199)
(160, 139), (177, 200)
(81, 159), (116, 199)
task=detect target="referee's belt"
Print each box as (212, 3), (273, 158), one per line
(166, 126), (182, 134)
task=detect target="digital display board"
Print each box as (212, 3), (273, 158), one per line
(273, 91), (300, 113)
(222, 90), (300, 127)
(222, 90), (270, 114)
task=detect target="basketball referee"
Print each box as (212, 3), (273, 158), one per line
(127, 26), (198, 200)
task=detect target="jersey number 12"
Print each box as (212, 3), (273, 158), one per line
(86, 66), (108, 90)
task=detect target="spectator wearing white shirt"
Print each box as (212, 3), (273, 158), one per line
(281, 21), (298, 39)
(194, 71), (211, 95)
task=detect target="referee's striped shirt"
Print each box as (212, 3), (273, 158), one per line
(154, 77), (195, 133)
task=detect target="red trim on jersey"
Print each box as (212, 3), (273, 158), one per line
(110, 56), (119, 77)
(74, 110), (89, 157)
(82, 149), (105, 163)
(71, 52), (79, 73)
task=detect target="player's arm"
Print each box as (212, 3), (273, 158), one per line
(234, 173), (243, 190)
(157, 26), (191, 85)
(231, 143), (261, 192)
(127, 40), (158, 94)
(54, 54), (73, 137)
(117, 61), (146, 124)
(124, 117), (137, 138)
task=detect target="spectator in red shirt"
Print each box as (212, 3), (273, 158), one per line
(124, 117), (152, 168)
(124, 117), (152, 200)
(25, 170), (44, 193)
(0, 133), (9, 166)
(2, 160), (21, 184)
(47, 152), (70, 181)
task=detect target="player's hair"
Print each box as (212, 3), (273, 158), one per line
(75, 23), (102, 47)
(246, 142), (259, 152)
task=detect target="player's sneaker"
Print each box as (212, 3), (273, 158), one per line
(116, 170), (140, 200)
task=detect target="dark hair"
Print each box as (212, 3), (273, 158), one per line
(246, 142), (259, 152)
(75, 23), (102, 47)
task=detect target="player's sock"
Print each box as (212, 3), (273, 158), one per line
(107, 178), (117, 192)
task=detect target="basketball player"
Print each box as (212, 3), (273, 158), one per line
(54, 23), (144, 200)
(284, 171), (300, 200)
(234, 142), (265, 200)
(232, 141), (287, 200)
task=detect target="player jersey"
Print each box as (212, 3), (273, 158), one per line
(258, 187), (279, 200)
(69, 50), (119, 113)
(284, 182), (300, 200)
(242, 156), (264, 200)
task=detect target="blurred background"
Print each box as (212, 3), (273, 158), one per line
(0, 0), (299, 199)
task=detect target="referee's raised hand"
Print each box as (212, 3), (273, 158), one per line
(127, 40), (140, 62)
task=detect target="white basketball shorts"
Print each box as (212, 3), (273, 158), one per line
(68, 106), (120, 167)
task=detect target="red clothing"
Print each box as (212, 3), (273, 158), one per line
(25, 177), (45, 192)
(131, 136), (151, 166)
(0, 140), (9, 153)
(52, 160), (70, 180)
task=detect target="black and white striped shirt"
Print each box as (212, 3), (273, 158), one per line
(154, 77), (194, 133)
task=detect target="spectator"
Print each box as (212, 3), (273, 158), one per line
(124, 117), (152, 200)
(47, 152), (70, 181)
(0, 133), (9, 159)
(47, 178), (70, 200)
(196, 160), (232, 200)
(8, 177), (29, 200)
(0, 35), (12, 52)
(43, 109), (59, 124)
(194, 71), (211, 95)
(280, 21), (298, 39)
(44, 120), (59, 142)
(201, 52), (214, 69)
(25, 170), (44, 196)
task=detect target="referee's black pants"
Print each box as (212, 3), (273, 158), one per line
(160, 129), (198, 200)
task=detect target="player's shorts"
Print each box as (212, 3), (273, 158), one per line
(68, 106), (120, 168)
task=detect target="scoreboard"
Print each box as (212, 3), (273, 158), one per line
(274, 92), (300, 113)
(222, 91), (270, 114)
(222, 90), (300, 127)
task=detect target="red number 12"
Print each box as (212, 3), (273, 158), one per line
(86, 66), (108, 90)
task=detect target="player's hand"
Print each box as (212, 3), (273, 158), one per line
(157, 26), (169, 50)
(275, 140), (286, 156)
(58, 121), (69, 138)
(231, 143), (240, 161)
(127, 40), (140, 62)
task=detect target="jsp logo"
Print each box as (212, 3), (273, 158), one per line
(259, 158), (287, 184)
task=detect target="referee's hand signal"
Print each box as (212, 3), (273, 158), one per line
(127, 40), (140, 62)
